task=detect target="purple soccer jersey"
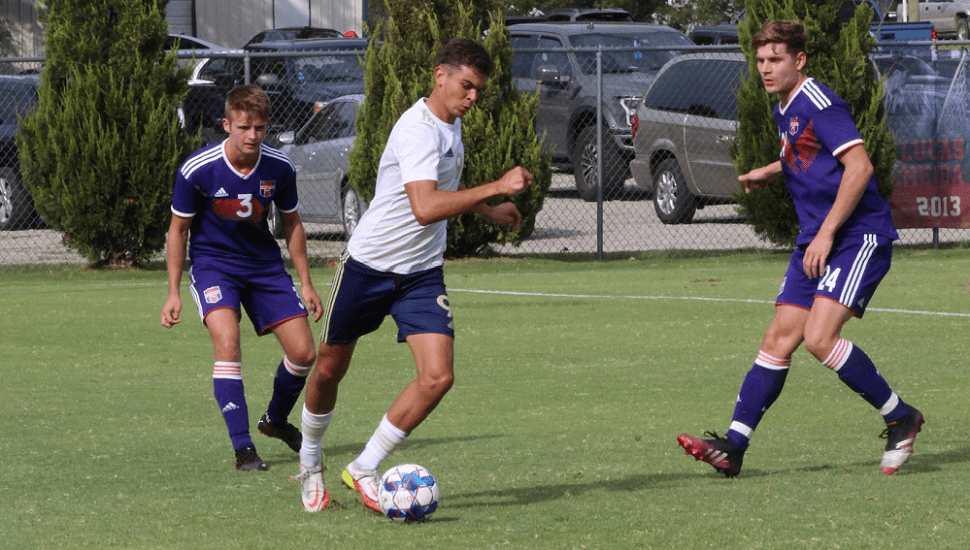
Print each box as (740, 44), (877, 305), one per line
(774, 78), (899, 245)
(172, 141), (298, 266)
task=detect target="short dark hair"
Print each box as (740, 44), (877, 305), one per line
(225, 85), (271, 121)
(436, 38), (494, 77)
(752, 20), (808, 56)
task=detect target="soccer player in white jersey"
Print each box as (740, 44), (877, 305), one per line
(677, 20), (923, 477)
(295, 39), (534, 512)
(161, 85), (323, 471)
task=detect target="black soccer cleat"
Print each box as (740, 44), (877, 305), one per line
(234, 446), (268, 471)
(257, 412), (303, 453)
(677, 431), (744, 478)
(880, 406), (924, 475)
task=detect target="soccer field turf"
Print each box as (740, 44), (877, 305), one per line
(2, 249), (968, 549)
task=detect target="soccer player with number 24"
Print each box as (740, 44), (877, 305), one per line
(677, 20), (923, 478)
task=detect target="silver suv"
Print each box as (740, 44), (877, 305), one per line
(509, 22), (693, 201)
(629, 52), (746, 223)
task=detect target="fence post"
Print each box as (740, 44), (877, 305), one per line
(596, 47), (604, 260)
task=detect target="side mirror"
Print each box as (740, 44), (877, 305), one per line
(256, 73), (281, 87)
(536, 65), (567, 86)
(277, 130), (296, 145)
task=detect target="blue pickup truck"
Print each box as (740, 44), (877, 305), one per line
(862, 0), (937, 42)
(730, 0), (936, 43)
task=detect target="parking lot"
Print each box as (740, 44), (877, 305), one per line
(4, 167), (969, 267)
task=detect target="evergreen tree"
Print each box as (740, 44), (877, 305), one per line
(16, 0), (198, 267)
(349, 0), (551, 257)
(733, 0), (895, 247)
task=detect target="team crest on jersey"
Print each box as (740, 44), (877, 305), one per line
(259, 180), (276, 198)
(789, 117), (800, 136)
(204, 286), (223, 304)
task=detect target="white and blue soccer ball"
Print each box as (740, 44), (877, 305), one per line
(378, 463), (440, 522)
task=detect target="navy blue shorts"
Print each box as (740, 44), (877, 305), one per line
(189, 261), (308, 336)
(322, 254), (454, 345)
(776, 233), (892, 318)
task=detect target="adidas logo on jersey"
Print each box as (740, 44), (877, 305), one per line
(214, 187), (229, 198)
(222, 402), (240, 413)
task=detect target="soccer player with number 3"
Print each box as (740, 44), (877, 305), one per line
(161, 85), (323, 472)
(677, 20), (923, 478)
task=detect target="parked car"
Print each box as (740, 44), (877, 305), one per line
(688, 24), (740, 45)
(276, 94), (366, 238)
(0, 75), (44, 231)
(546, 8), (634, 22)
(629, 53), (747, 224)
(181, 36), (368, 144)
(166, 33), (231, 56)
(243, 26), (343, 47)
(508, 22), (694, 201)
(168, 34), (242, 134)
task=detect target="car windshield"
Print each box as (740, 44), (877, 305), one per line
(299, 100), (359, 143)
(291, 53), (365, 83)
(570, 31), (692, 74)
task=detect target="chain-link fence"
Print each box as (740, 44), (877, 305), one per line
(2, 41), (969, 268)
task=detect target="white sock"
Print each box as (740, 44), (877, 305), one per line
(300, 405), (333, 469)
(353, 414), (408, 472)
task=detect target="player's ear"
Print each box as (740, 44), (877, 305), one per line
(433, 65), (446, 88)
(222, 117), (231, 133)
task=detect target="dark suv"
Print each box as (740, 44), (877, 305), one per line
(508, 22), (693, 201)
(181, 37), (368, 143)
(0, 75), (43, 231)
(243, 27), (343, 47)
(546, 8), (634, 22)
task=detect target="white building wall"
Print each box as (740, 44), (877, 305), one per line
(193, 0), (365, 48)
(0, 0), (44, 58)
(0, 0), (365, 58)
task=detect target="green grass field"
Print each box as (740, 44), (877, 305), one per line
(3, 248), (969, 549)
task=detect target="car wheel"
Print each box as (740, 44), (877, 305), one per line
(341, 185), (365, 239)
(0, 167), (34, 231)
(652, 158), (696, 224)
(959, 20), (969, 41)
(266, 203), (284, 238)
(572, 125), (627, 202)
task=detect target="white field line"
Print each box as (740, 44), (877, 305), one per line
(449, 288), (970, 318)
(22, 281), (970, 319)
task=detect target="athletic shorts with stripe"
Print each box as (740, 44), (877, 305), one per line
(188, 260), (309, 335)
(776, 233), (892, 318)
(321, 253), (454, 345)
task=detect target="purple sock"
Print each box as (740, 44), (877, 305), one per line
(213, 362), (253, 451)
(824, 339), (907, 423)
(726, 351), (790, 450)
(266, 357), (310, 424)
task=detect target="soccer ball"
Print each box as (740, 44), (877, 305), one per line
(378, 463), (440, 522)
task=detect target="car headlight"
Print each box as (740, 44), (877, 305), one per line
(617, 96), (641, 128)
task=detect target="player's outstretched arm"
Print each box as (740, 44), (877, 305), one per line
(738, 161), (782, 193)
(161, 213), (192, 328)
(281, 210), (323, 322)
(405, 166), (534, 226)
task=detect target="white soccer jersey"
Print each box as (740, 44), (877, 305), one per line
(348, 98), (464, 274)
